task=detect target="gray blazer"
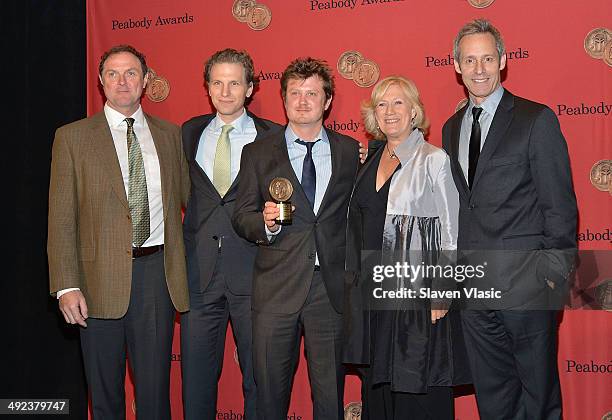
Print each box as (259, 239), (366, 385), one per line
(182, 111), (281, 295)
(442, 90), (577, 307)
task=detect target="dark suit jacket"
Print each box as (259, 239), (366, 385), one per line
(182, 111), (281, 295)
(232, 128), (360, 314)
(442, 90), (577, 307)
(48, 111), (190, 318)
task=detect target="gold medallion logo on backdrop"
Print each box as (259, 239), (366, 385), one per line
(344, 401), (362, 420)
(467, 0), (495, 8)
(232, 0), (272, 30)
(590, 160), (612, 195)
(145, 68), (171, 103)
(584, 28), (612, 69)
(602, 40), (612, 67)
(337, 51), (380, 87)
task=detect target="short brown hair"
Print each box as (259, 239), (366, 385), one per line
(98, 45), (148, 78)
(204, 48), (256, 86)
(361, 75), (429, 139)
(281, 57), (334, 101)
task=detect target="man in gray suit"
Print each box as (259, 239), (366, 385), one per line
(442, 20), (577, 420)
(233, 57), (361, 420)
(180, 48), (281, 420)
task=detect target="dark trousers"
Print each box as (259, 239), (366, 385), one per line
(80, 250), (175, 420)
(252, 271), (345, 420)
(181, 270), (256, 420)
(461, 310), (562, 420)
(361, 375), (453, 420)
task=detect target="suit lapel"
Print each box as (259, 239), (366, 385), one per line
(146, 114), (171, 219)
(90, 112), (129, 209)
(471, 90), (515, 191)
(187, 115), (220, 200)
(225, 113), (276, 199)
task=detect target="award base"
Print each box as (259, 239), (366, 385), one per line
(275, 201), (292, 225)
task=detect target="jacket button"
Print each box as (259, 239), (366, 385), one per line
(220, 201), (225, 206)
(212, 235), (218, 241)
(469, 204), (475, 209)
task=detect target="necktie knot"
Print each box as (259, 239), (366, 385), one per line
(472, 107), (483, 121)
(125, 117), (135, 129)
(295, 138), (320, 153)
(221, 124), (234, 136)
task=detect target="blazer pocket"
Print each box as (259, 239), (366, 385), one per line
(79, 247), (95, 261)
(488, 154), (523, 167)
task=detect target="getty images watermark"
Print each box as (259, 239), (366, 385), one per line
(371, 261), (501, 300)
(350, 249), (611, 310)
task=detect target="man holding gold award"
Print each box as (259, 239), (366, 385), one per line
(233, 57), (361, 420)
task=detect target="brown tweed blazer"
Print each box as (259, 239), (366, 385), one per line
(48, 111), (190, 318)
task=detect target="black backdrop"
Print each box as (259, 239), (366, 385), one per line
(1, 1), (88, 418)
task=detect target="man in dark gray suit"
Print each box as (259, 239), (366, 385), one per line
(233, 57), (360, 420)
(442, 19), (577, 420)
(180, 48), (281, 420)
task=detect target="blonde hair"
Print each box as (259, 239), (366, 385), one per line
(361, 75), (429, 139)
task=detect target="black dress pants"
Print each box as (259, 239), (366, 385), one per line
(80, 250), (175, 420)
(461, 310), (562, 420)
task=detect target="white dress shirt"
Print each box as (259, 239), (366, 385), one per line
(58, 103), (163, 298)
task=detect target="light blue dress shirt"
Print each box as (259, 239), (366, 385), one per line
(195, 109), (257, 184)
(459, 86), (504, 180)
(284, 124), (332, 216)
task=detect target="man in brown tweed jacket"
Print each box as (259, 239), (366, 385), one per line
(47, 44), (189, 419)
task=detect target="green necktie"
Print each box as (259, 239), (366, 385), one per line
(213, 124), (234, 197)
(125, 118), (150, 247)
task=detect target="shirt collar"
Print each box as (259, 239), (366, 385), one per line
(467, 85), (504, 119)
(212, 108), (248, 134)
(284, 124), (329, 148)
(393, 128), (425, 166)
(104, 103), (145, 128)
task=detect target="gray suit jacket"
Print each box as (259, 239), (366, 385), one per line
(182, 111), (281, 294)
(232, 128), (360, 314)
(442, 90), (577, 307)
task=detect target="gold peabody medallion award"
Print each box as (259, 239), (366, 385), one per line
(269, 177), (293, 225)
(232, 0), (271, 30)
(467, 0), (495, 8)
(145, 68), (171, 103)
(337, 51), (380, 88)
(584, 28), (612, 59)
(590, 159), (612, 195)
(344, 402), (362, 420)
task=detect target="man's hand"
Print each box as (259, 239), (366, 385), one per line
(431, 309), (448, 324)
(59, 290), (88, 327)
(263, 201), (280, 233)
(359, 142), (368, 164)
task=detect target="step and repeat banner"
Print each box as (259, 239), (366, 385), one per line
(87, 0), (611, 418)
